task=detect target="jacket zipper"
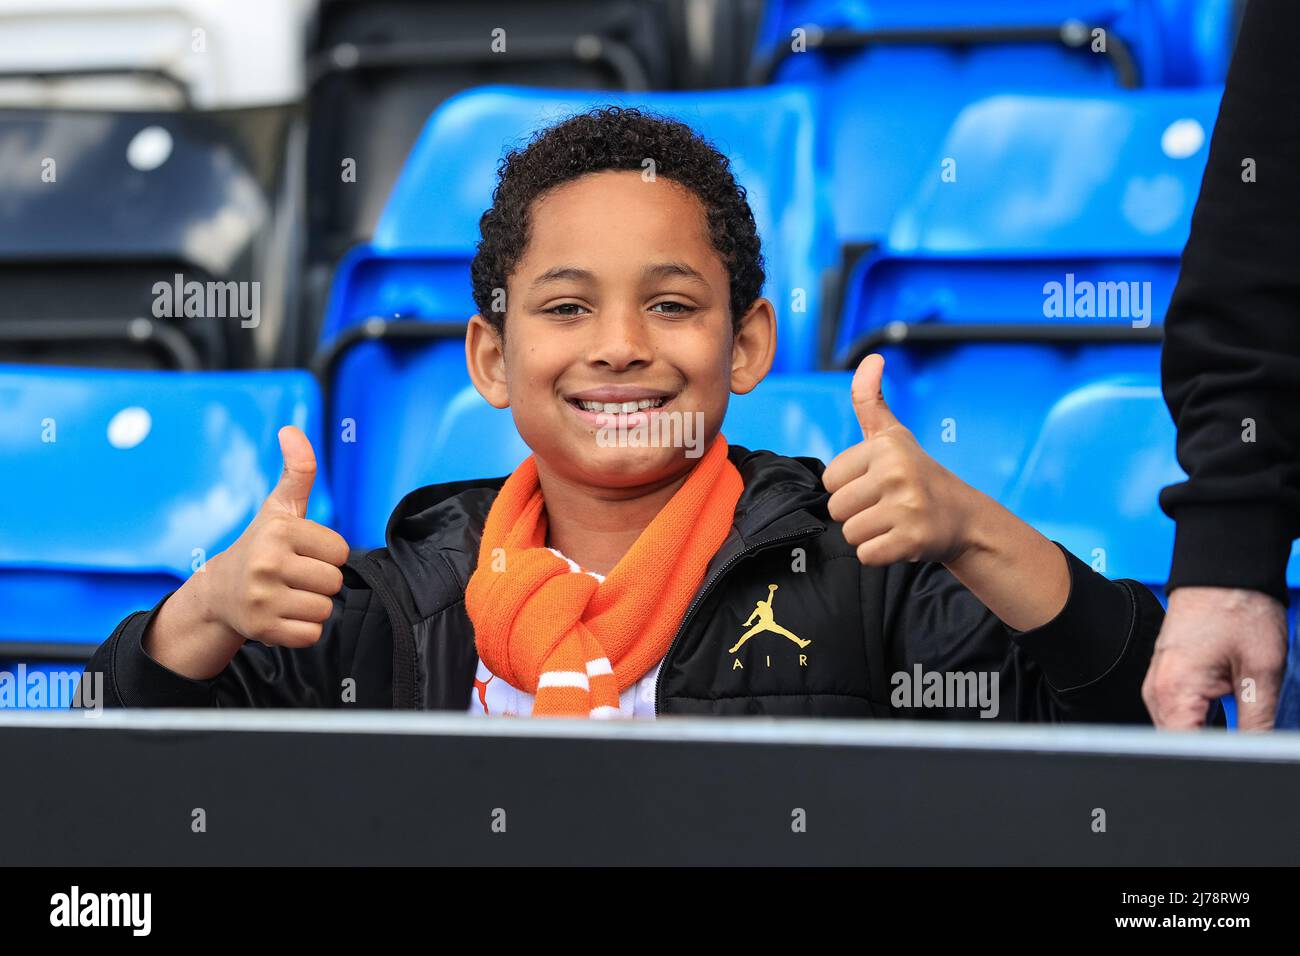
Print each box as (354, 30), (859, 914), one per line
(348, 554), (419, 710)
(654, 526), (822, 716)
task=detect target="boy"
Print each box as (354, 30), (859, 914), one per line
(82, 107), (1163, 720)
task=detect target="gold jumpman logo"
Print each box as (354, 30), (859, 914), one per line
(728, 584), (811, 654)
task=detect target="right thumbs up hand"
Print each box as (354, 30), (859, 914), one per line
(201, 426), (351, 648)
(822, 354), (978, 567)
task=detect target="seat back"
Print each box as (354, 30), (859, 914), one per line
(1004, 376), (1300, 591)
(754, 1), (1233, 245)
(0, 364), (330, 656)
(835, 89), (1221, 356)
(828, 89), (1219, 498)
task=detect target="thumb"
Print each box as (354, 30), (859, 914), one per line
(267, 425), (317, 518)
(851, 353), (899, 438)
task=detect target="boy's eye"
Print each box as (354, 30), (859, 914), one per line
(544, 301), (696, 317)
(545, 303), (589, 316)
(649, 301), (696, 316)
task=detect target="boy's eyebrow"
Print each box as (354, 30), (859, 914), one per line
(531, 266), (593, 288)
(642, 261), (709, 285)
(530, 261), (710, 289)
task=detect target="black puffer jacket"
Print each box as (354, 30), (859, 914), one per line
(84, 445), (1164, 721)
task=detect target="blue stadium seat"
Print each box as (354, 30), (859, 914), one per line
(314, 326), (474, 548)
(829, 89), (1220, 500)
(0, 364), (331, 677)
(755, 1), (1236, 86)
(724, 372), (859, 463)
(835, 88), (1222, 353)
(1145, 0), (1238, 86)
(1006, 377), (1184, 585)
(1005, 376), (1300, 591)
(319, 84), (835, 545)
(754, 1), (1235, 246)
(391, 380), (532, 493)
(879, 342), (1162, 502)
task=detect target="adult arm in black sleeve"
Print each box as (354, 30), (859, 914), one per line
(883, 542), (1166, 724)
(1159, 0), (1300, 603)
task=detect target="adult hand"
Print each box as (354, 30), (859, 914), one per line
(1142, 586), (1288, 730)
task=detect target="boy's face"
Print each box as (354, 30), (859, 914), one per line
(466, 170), (775, 493)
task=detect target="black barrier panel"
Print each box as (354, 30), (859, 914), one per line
(2, 712), (1299, 866)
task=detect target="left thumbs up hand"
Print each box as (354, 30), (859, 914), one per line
(822, 353), (978, 566)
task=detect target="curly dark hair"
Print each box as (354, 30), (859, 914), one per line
(470, 106), (766, 337)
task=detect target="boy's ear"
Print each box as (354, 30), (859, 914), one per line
(465, 313), (510, 409)
(730, 297), (777, 395)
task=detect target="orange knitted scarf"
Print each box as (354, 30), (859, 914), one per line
(465, 434), (743, 718)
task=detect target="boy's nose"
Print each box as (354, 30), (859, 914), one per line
(587, 309), (654, 369)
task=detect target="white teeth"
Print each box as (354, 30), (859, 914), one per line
(574, 397), (667, 413)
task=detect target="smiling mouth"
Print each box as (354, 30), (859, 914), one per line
(563, 393), (680, 429)
(567, 396), (672, 414)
